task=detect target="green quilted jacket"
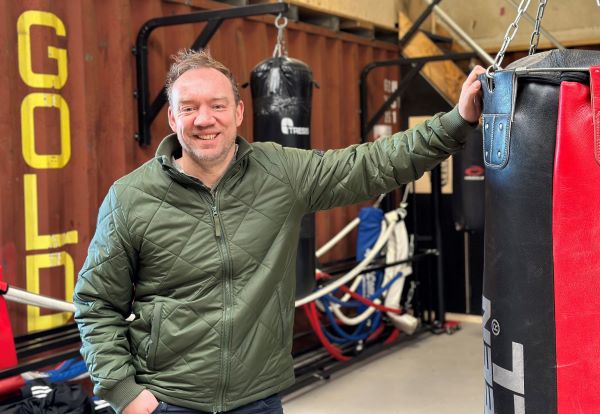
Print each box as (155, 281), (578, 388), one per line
(73, 107), (472, 413)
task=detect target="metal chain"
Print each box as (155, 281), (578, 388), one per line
(272, 13), (288, 57)
(487, 0), (533, 77)
(529, 0), (547, 55)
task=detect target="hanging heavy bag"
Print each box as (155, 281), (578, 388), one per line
(250, 15), (316, 299)
(452, 125), (484, 232)
(251, 57), (313, 149)
(480, 1), (600, 413)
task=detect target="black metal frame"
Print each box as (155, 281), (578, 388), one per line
(358, 52), (478, 330)
(133, 3), (287, 146)
(398, 0), (442, 50)
(359, 52), (476, 142)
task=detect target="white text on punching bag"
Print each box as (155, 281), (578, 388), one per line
(483, 295), (526, 414)
(281, 117), (309, 135)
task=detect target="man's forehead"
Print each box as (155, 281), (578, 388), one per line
(172, 69), (233, 98)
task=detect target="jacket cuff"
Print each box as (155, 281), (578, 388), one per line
(439, 106), (478, 145)
(100, 376), (145, 414)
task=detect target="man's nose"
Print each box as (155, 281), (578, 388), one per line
(193, 107), (215, 127)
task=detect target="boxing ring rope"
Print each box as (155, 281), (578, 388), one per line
(0, 284), (75, 313)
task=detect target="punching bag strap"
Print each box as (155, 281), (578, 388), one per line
(591, 66), (600, 165)
(480, 70), (517, 169)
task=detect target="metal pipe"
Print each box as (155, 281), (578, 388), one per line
(430, 166), (445, 327)
(505, 0), (566, 50)
(4, 286), (76, 313)
(423, 0), (494, 66)
(515, 67), (591, 74)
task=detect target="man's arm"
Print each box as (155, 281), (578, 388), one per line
(278, 66), (486, 212)
(73, 185), (156, 414)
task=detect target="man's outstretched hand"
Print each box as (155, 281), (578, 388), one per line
(458, 65), (487, 124)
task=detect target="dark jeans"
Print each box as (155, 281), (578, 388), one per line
(152, 394), (283, 414)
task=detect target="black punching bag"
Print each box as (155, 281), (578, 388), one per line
(452, 125), (484, 232)
(250, 57), (315, 299)
(480, 49), (600, 414)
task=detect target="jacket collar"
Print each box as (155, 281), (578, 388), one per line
(156, 133), (252, 165)
(155, 133), (253, 187)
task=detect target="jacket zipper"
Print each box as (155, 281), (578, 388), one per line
(210, 190), (234, 413)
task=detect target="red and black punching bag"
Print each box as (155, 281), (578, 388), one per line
(250, 56), (316, 299)
(481, 49), (600, 413)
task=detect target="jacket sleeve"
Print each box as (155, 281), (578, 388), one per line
(73, 185), (143, 413)
(280, 107), (475, 212)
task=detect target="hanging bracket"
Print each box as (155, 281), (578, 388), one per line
(133, 3), (287, 146)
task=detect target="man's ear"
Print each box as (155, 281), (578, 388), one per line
(168, 107), (177, 132)
(235, 100), (244, 127)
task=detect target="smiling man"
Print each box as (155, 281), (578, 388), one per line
(74, 49), (485, 414)
(167, 63), (244, 188)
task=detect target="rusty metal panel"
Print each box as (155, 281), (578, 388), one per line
(0, 0), (400, 335)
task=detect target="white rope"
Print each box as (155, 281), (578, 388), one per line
(307, 192), (418, 333)
(295, 210), (398, 307)
(315, 194), (385, 258)
(2, 284), (136, 322)
(315, 218), (360, 258)
(326, 210), (406, 325)
(3, 286), (75, 313)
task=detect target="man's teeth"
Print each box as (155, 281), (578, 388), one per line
(197, 134), (217, 140)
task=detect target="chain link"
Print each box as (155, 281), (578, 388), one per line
(487, 0), (532, 77)
(528, 0), (547, 55)
(272, 13), (288, 58)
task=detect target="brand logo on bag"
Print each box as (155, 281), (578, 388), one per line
(281, 117), (309, 135)
(483, 295), (525, 414)
(464, 165), (485, 181)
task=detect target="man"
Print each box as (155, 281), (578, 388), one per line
(74, 49), (485, 414)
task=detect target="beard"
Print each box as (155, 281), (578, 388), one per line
(178, 133), (236, 165)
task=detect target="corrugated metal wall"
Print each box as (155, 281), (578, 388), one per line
(0, 0), (400, 335)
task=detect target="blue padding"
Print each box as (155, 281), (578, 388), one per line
(356, 207), (384, 260)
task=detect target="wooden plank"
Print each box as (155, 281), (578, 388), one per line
(399, 11), (466, 105)
(250, 0), (398, 31)
(163, 0), (400, 50)
(402, 0), (600, 52)
(247, 0), (396, 41)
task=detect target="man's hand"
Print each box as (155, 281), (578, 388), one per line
(458, 65), (487, 124)
(123, 389), (159, 414)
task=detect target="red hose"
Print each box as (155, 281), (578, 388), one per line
(316, 270), (402, 314)
(303, 303), (351, 362)
(383, 328), (401, 345)
(337, 285), (401, 314)
(366, 323), (385, 342)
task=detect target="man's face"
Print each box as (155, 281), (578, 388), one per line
(168, 67), (244, 167)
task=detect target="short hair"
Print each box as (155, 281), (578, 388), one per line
(165, 49), (241, 107)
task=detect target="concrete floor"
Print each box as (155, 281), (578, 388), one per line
(283, 317), (483, 414)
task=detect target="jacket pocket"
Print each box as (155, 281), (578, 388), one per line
(146, 302), (163, 370)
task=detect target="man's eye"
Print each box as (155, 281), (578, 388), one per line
(180, 107), (195, 113)
(213, 104), (225, 110)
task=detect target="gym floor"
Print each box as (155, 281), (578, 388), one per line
(283, 316), (483, 414)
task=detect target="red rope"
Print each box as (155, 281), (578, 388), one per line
(316, 270), (402, 314)
(303, 303), (350, 362)
(383, 328), (401, 345)
(337, 285), (402, 314)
